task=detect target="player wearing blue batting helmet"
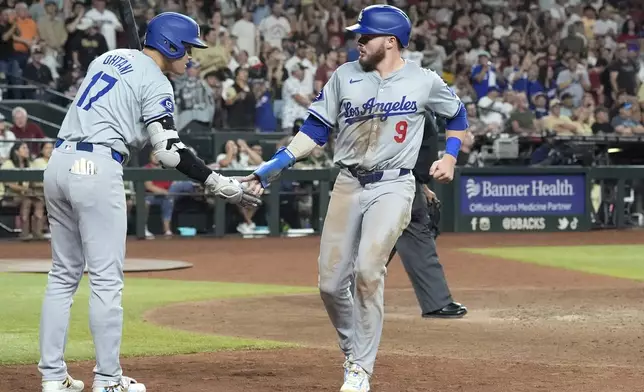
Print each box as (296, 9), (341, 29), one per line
(346, 5), (412, 48)
(143, 12), (207, 74)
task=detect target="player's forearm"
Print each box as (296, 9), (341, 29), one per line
(444, 129), (467, 162)
(286, 130), (318, 159)
(252, 115), (330, 187)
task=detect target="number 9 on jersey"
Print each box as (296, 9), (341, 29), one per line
(394, 120), (408, 143)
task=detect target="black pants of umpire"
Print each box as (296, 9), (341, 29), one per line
(387, 181), (453, 314)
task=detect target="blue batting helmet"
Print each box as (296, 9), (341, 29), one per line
(345, 5), (412, 48)
(144, 12), (207, 60)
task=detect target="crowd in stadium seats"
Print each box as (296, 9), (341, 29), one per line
(1, 0), (644, 236)
(0, 0), (643, 139)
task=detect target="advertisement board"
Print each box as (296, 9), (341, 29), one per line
(456, 174), (588, 232)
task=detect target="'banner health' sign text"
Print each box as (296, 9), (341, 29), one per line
(460, 175), (585, 216)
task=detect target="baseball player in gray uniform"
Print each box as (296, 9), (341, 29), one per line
(242, 5), (469, 392)
(38, 13), (260, 392)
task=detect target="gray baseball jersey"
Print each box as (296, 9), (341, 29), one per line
(308, 60), (461, 170)
(312, 59), (465, 377)
(57, 49), (176, 155)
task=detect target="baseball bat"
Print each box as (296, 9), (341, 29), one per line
(116, 0), (141, 50)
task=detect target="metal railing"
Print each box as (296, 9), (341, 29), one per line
(0, 168), (335, 238)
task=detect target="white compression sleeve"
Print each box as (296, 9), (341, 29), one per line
(285, 131), (318, 160)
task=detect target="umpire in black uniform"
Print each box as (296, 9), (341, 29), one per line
(386, 112), (467, 318)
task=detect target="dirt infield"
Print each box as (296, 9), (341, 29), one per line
(3, 230), (644, 392)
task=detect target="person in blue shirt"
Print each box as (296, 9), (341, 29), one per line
(470, 51), (495, 101)
(251, 79), (277, 132)
(512, 64), (545, 107)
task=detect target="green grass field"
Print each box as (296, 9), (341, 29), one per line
(0, 273), (315, 365)
(463, 244), (644, 280)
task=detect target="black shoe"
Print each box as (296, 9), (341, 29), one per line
(422, 302), (468, 319)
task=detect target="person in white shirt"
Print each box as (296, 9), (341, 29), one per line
(228, 49), (249, 73)
(83, 0), (122, 51)
(281, 63), (310, 131)
(401, 39), (423, 65)
(0, 115), (16, 163)
(593, 6), (618, 36)
(477, 86), (514, 133)
(231, 7), (257, 57)
(493, 14), (513, 40)
(284, 41), (314, 95)
(258, 2), (291, 49)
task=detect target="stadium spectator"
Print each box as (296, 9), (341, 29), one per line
(203, 70), (226, 128)
(83, 0), (122, 51)
(143, 152), (173, 238)
(193, 28), (230, 77)
(258, 2), (290, 49)
(285, 41), (314, 95)
(69, 18), (108, 72)
(611, 101), (644, 134)
(314, 49), (337, 94)
(12, 2), (39, 71)
(174, 61), (215, 130)
(22, 46), (54, 90)
(477, 86), (512, 133)
(0, 0), (642, 172)
(231, 7), (258, 57)
(0, 142), (45, 240)
(572, 105), (595, 135)
(592, 107), (615, 134)
(532, 92), (549, 119)
(471, 51), (496, 101)
(36, 0), (66, 56)
(62, 0), (86, 69)
(10, 107), (45, 157)
(541, 99), (581, 135)
(30, 141), (52, 237)
(228, 49), (249, 73)
(222, 139), (264, 234)
(224, 66), (256, 129)
(560, 92), (576, 117)
(0, 8), (21, 98)
(0, 114), (16, 163)
(556, 56), (591, 108)
(252, 78), (277, 132)
(508, 92), (538, 136)
(608, 43), (641, 98)
(281, 63), (310, 132)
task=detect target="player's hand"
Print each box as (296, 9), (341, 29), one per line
(421, 184), (437, 203)
(430, 155), (456, 184)
(238, 174), (265, 196)
(204, 172), (262, 208)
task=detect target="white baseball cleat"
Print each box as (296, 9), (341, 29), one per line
(42, 375), (84, 392)
(92, 376), (146, 392)
(343, 356), (352, 381)
(340, 364), (370, 392)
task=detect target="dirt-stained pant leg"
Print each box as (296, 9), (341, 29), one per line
(38, 151), (86, 382)
(318, 170), (364, 357)
(353, 174), (415, 374)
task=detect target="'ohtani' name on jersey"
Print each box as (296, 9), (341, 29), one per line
(103, 54), (134, 75)
(343, 96), (418, 124)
